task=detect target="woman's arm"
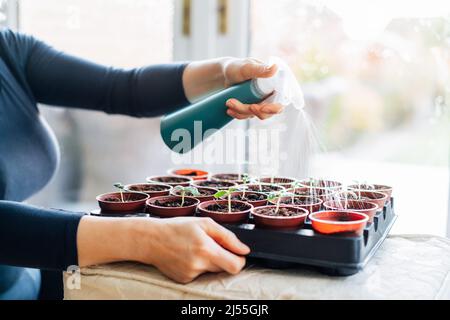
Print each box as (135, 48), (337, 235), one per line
(0, 200), (249, 283)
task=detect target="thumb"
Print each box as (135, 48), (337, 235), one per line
(240, 62), (278, 80)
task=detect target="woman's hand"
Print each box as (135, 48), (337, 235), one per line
(221, 58), (284, 120)
(77, 215), (250, 284)
(183, 57), (284, 120)
(136, 217), (250, 283)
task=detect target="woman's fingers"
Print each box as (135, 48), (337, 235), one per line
(240, 62), (278, 81)
(207, 239), (247, 275)
(226, 99), (283, 120)
(202, 218), (250, 255)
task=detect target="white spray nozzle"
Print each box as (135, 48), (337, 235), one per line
(255, 56), (305, 110)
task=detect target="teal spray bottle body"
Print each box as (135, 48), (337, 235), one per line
(160, 78), (274, 154)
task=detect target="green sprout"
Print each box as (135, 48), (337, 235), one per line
(113, 182), (125, 202)
(173, 185), (200, 207)
(267, 190), (296, 214)
(214, 187), (239, 213)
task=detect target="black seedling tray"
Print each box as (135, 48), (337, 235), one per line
(224, 198), (396, 276)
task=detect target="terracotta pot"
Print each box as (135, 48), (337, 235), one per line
(236, 183), (285, 194)
(197, 200), (252, 224)
(298, 179), (343, 197)
(335, 190), (388, 211)
(309, 210), (369, 235)
(170, 186), (218, 203)
(251, 205), (309, 229)
(96, 192), (149, 213)
(211, 173), (253, 184)
(259, 176), (297, 188)
(146, 196), (200, 218)
(323, 199), (378, 222)
(229, 191), (268, 207)
(124, 183), (172, 198)
(348, 184), (393, 201)
(268, 195), (323, 213)
(146, 175), (192, 187)
(191, 179), (237, 190)
(167, 168), (209, 180)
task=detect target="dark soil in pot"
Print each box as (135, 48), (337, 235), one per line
(170, 186), (218, 202)
(241, 183), (285, 194)
(197, 200), (252, 224)
(230, 191), (267, 207)
(259, 177), (297, 187)
(269, 195), (322, 213)
(124, 183), (172, 198)
(146, 196), (199, 218)
(211, 173), (250, 184)
(192, 180), (237, 190)
(147, 175), (192, 186)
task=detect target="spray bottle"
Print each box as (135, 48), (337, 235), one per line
(160, 57), (304, 154)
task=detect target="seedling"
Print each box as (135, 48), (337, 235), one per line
(267, 190), (296, 214)
(214, 187), (239, 213)
(240, 173), (255, 197)
(173, 185), (200, 207)
(113, 182), (125, 202)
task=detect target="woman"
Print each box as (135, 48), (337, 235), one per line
(0, 29), (284, 299)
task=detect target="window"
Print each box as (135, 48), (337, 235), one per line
(250, 0), (450, 235)
(20, 0), (176, 210)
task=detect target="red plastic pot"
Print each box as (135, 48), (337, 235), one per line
(309, 210), (369, 235)
(348, 184), (393, 201)
(197, 200), (252, 224)
(191, 179), (237, 190)
(323, 199), (378, 222)
(124, 183), (172, 198)
(335, 190), (388, 211)
(146, 175), (192, 187)
(170, 186), (218, 203)
(230, 191), (268, 207)
(96, 192), (149, 213)
(259, 176), (297, 188)
(285, 187), (336, 201)
(167, 168), (209, 180)
(146, 196), (200, 218)
(251, 205), (309, 229)
(268, 195), (323, 213)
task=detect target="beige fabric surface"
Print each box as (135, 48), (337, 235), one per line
(64, 235), (450, 300)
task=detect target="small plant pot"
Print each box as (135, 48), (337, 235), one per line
(96, 192), (149, 213)
(268, 195), (323, 213)
(237, 183), (285, 194)
(170, 186), (218, 203)
(167, 168), (209, 180)
(348, 184), (393, 201)
(309, 210), (369, 235)
(229, 191), (268, 207)
(211, 173), (252, 184)
(124, 183), (172, 198)
(298, 179), (342, 195)
(146, 175), (192, 187)
(251, 205), (309, 229)
(335, 190), (388, 211)
(259, 176), (297, 188)
(197, 200), (252, 224)
(191, 179), (237, 190)
(146, 196), (200, 218)
(323, 199), (378, 222)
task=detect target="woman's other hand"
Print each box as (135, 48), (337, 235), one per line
(183, 57), (284, 120)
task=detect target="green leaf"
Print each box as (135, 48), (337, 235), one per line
(214, 190), (228, 199)
(185, 186), (201, 196)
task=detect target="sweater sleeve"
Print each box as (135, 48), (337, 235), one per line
(0, 201), (84, 271)
(1, 30), (190, 117)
